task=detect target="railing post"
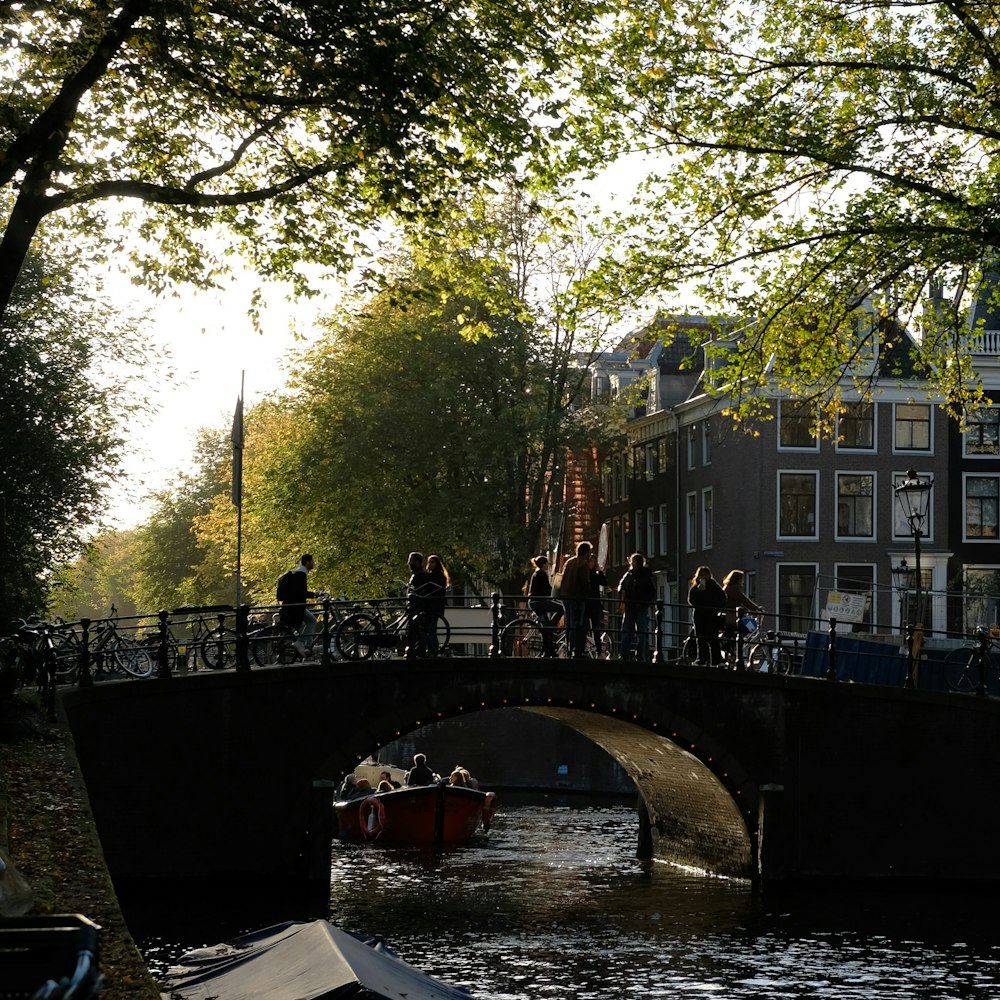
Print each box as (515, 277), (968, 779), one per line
(77, 618), (93, 688)
(156, 609), (172, 679)
(735, 605), (746, 671)
(235, 604), (251, 672)
(826, 617), (838, 681)
(488, 593), (502, 658)
(977, 627), (990, 697)
(320, 597), (334, 667)
(904, 622), (916, 689)
(651, 601), (663, 665)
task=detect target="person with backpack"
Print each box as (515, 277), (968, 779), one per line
(618, 552), (658, 661)
(277, 553), (321, 658)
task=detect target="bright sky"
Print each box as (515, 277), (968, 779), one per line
(106, 271), (335, 529)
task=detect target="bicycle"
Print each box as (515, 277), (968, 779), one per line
(499, 612), (600, 658)
(251, 594), (343, 666)
(335, 601), (451, 660)
(945, 626), (1000, 693)
(49, 608), (154, 680)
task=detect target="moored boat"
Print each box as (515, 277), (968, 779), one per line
(333, 762), (496, 847)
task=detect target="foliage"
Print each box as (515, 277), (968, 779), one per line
(575, 0), (1000, 423)
(0, 0), (614, 324)
(0, 250), (155, 625)
(49, 531), (140, 623)
(195, 194), (627, 599)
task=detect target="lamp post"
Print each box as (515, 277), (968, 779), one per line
(894, 468), (933, 687)
(890, 558), (910, 635)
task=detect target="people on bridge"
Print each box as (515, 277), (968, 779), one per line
(277, 553), (321, 659)
(405, 753), (437, 786)
(722, 569), (764, 645)
(560, 541), (593, 658)
(587, 552), (609, 658)
(526, 555), (562, 657)
(618, 552), (657, 661)
(423, 554), (450, 656)
(689, 565), (727, 667)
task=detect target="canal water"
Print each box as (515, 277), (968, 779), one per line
(130, 805), (1000, 998)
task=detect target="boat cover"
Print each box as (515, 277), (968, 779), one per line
(159, 919), (473, 1000)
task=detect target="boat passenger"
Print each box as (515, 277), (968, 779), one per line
(454, 765), (479, 789)
(379, 769), (402, 789)
(377, 780), (394, 793)
(350, 777), (374, 800)
(405, 753), (436, 786)
(449, 770), (467, 786)
(337, 773), (357, 800)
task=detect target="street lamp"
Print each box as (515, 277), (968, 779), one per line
(890, 558), (910, 634)
(894, 468), (933, 687)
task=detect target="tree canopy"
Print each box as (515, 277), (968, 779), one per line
(0, 0), (612, 324)
(577, 0), (1000, 420)
(0, 250), (154, 623)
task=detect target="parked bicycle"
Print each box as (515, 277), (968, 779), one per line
(335, 600), (450, 660)
(945, 625), (1000, 693)
(49, 608), (154, 680)
(500, 611), (602, 658)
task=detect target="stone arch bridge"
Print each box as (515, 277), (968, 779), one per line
(59, 657), (1000, 891)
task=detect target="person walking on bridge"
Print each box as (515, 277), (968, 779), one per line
(560, 541), (593, 658)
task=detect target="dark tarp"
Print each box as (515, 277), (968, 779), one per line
(160, 919), (474, 1000)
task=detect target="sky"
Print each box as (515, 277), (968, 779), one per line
(105, 269), (336, 529)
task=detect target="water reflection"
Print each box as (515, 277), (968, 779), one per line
(128, 806), (1000, 999)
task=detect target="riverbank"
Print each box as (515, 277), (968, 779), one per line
(0, 694), (160, 1000)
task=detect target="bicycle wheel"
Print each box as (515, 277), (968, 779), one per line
(501, 617), (542, 657)
(200, 627), (236, 669)
(336, 612), (381, 660)
(111, 638), (154, 678)
(681, 632), (699, 665)
(49, 630), (81, 683)
(250, 625), (299, 666)
(944, 645), (979, 692)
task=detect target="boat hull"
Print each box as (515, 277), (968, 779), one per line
(334, 784), (495, 847)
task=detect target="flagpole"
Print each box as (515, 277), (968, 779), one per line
(232, 371), (245, 608)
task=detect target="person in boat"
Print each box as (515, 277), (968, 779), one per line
(405, 753), (436, 786)
(454, 765), (479, 789)
(350, 777), (374, 799)
(337, 773), (357, 800)
(376, 780), (394, 792)
(449, 769), (467, 786)
(379, 769), (401, 789)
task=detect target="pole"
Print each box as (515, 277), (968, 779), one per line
(909, 526), (923, 689)
(232, 371), (245, 608)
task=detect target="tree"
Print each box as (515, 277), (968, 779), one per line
(577, 0), (1000, 423)
(0, 0), (613, 325)
(194, 193), (627, 598)
(0, 250), (153, 623)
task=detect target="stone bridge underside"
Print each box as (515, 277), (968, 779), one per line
(523, 707), (753, 879)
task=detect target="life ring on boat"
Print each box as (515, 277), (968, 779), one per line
(481, 791), (497, 832)
(359, 795), (385, 839)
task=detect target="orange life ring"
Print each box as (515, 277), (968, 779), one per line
(359, 795), (385, 839)
(482, 791), (497, 831)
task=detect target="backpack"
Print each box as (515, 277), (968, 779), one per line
(276, 570), (295, 603)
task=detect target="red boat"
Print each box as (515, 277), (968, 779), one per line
(334, 782), (497, 847)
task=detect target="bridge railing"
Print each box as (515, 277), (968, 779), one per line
(20, 595), (998, 698)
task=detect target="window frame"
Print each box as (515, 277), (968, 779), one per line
(777, 470), (820, 540)
(701, 487), (713, 549)
(963, 407), (1000, 458)
(778, 399), (819, 451)
(685, 491), (697, 553)
(835, 471), (876, 541)
(964, 472), (1000, 541)
(893, 402), (932, 453)
(836, 401), (876, 452)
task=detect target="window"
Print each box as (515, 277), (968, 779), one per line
(964, 408), (1000, 457)
(836, 473), (875, 539)
(965, 475), (1000, 540)
(778, 472), (818, 538)
(632, 445), (643, 479)
(657, 437), (668, 473)
(779, 400), (818, 449)
(658, 503), (668, 557)
(778, 564), (817, 632)
(702, 488), (713, 548)
(633, 508), (645, 551)
(894, 403), (931, 451)
(687, 426), (696, 469)
(962, 567), (1000, 632)
(838, 402), (874, 450)
(610, 455), (620, 503)
(618, 449), (629, 501)
(646, 506), (656, 556)
(612, 517), (623, 567)
(686, 492), (697, 552)
(892, 470), (933, 541)
(702, 423), (712, 465)
(644, 443), (657, 479)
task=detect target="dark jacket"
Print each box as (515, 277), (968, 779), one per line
(528, 568), (553, 599)
(689, 579), (726, 630)
(405, 762), (436, 786)
(423, 569), (448, 618)
(279, 566), (315, 628)
(618, 566), (657, 607)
